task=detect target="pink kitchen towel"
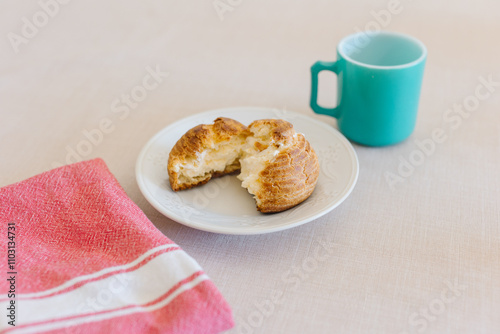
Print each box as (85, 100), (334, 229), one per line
(0, 158), (234, 334)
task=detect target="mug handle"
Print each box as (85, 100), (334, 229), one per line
(310, 61), (340, 118)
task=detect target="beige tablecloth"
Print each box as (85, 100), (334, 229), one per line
(1, 1), (499, 333)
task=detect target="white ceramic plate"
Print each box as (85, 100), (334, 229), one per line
(136, 107), (359, 235)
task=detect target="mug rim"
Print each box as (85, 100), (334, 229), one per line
(337, 31), (427, 70)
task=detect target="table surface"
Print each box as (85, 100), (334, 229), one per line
(1, 1), (499, 333)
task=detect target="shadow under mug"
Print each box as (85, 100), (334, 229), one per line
(310, 31), (427, 146)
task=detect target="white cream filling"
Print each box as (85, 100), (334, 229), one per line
(176, 136), (244, 183)
(237, 125), (291, 204)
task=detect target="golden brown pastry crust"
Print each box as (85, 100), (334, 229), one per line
(167, 117), (320, 213)
(167, 117), (248, 191)
(245, 119), (320, 213)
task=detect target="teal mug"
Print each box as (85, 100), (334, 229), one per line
(310, 31), (427, 146)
